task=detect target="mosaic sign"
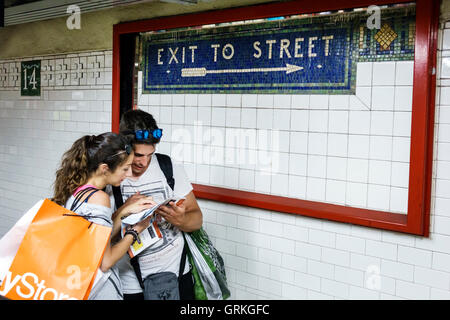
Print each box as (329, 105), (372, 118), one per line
(142, 6), (415, 94)
(21, 60), (41, 96)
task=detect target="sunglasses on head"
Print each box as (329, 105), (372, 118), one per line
(107, 143), (132, 159)
(135, 129), (163, 140)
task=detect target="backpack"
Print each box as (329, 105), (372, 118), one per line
(111, 153), (188, 290)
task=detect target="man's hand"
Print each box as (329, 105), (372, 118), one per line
(156, 201), (187, 229)
(155, 191), (202, 232)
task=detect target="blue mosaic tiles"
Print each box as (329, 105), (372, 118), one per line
(141, 5), (415, 94)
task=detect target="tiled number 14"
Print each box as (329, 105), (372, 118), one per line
(23, 66), (37, 90)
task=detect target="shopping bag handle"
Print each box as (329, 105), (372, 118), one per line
(63, 213), (111, 229)
(66, 187), (110, 228)
(70, 187), (99, 212)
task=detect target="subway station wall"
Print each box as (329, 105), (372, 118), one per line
(0, 50), (113, 233)
(1, 3), (450, 299)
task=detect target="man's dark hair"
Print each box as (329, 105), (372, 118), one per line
(119, 109), (161, 145)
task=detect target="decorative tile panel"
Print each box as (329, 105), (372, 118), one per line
(0, 51), (113, 91)
(141, 5), (415, 94)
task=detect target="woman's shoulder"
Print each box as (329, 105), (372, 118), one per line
(87, 189), (111, 208)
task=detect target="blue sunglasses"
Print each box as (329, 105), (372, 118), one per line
(135, 129), (163, 140)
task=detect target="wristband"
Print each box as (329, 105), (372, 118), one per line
(124, 228), (140, 244)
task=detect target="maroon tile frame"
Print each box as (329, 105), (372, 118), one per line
(112, 0), (439, 236)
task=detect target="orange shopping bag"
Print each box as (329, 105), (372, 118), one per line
(0, 199), (111, 300)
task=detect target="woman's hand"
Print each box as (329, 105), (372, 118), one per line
(111, 192), (156, 238)
(120, 192), (156, 218)
(102, 215), (152, 272)
(132, 216), (151, 234)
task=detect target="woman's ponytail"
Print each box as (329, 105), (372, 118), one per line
(52, 135), (91, 205)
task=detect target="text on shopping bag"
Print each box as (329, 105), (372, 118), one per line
(0, 199), (111, 300)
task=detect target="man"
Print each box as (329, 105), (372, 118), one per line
(113, 109), (203, 300)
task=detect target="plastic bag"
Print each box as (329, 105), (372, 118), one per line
(184, 228), (230, 300)
(0, 200), (43, 286)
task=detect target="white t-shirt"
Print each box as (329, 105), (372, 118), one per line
(112, 154), (193, 294)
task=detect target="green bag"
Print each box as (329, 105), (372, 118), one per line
(184, 228), (230, 300)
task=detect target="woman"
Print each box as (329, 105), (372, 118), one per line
(53, 132), (155, 300)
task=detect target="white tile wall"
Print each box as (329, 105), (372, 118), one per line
(1, 13), (450, 301)
(138, 16), (448, 300)
(0, 50), (112, 235)
(140, 59), (412, 215)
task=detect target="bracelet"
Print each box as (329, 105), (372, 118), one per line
(124, 228), (140, 244)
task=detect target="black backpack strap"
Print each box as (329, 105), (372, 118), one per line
(178, 239), (188, 280)
(130, 256), (145, 289)
(112, 185), (124, 209)
(111, 185), (145, 289)
(155, 153), (175, 191)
